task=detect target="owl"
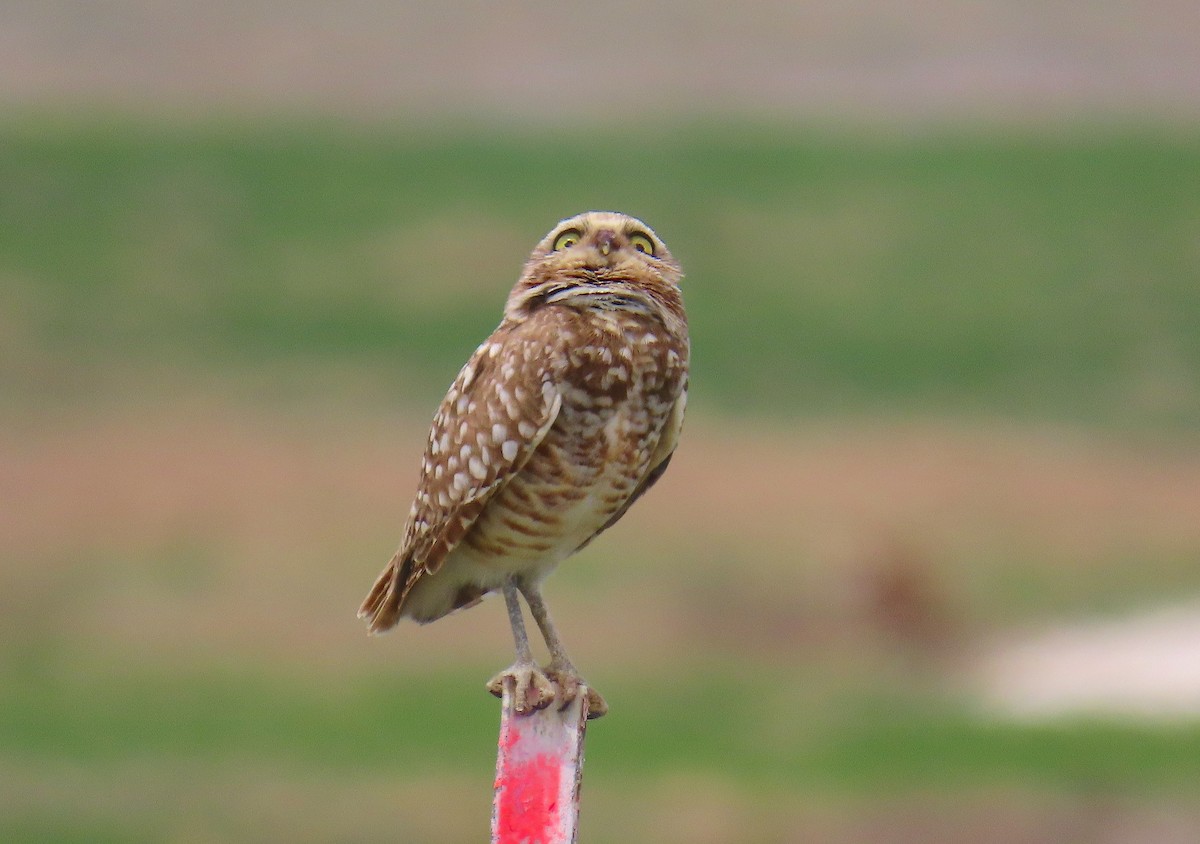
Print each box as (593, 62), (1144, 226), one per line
(359, 211), (689, 719)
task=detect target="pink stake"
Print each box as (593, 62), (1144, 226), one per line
(491, 688), (589, 844)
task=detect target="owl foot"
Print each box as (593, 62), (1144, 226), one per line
(546, 661), (608, 720)
(487, 662), (556, 715)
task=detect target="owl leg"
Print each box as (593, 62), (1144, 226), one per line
(519, 579), (609, 720)
(486, 579), (556, 714)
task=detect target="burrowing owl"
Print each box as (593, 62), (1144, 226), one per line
(359, 211), (688, 719)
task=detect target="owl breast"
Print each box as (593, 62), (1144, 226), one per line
(459, 305), (687, 577)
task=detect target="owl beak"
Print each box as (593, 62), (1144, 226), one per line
(594, 229), (616, 257)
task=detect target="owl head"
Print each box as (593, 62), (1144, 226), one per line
(505, 211), (684, 324)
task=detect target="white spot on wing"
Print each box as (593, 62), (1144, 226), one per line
(468, 456), (487, 480)
(502, 440), (519, 461)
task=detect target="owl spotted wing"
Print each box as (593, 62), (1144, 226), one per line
(359, 331), (562, 632)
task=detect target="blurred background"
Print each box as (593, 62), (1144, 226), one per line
(2, 2), (1200, 842)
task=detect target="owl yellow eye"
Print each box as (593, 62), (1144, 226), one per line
(552, 229), (582, 251)
(629, 232), (655, 256)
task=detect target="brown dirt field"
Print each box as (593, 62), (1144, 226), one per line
(3, 402), (1198, 675)
(5, 759), (1199, 844)
(2, 1), (1199, 120)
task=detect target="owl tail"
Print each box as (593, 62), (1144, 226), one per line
(357, 550), (412, 634)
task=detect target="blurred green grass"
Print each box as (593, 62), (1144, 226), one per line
(2, 117), (1198, 425)
(6, 662), (1200, 842)
(5, 662), (1199, 794)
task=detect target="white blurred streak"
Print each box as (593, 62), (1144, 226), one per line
(978, 602), (1200, 721)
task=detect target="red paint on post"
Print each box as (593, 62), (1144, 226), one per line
(494, 753), (562, 843)
(491, 689), (589, 844)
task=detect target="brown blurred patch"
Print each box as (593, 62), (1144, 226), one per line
(640, 418), (1200, 566)
(857, 537), (957, 653)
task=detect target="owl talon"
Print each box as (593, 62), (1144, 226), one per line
(487, 663), (556, 714)
(545, 663), (608, 719)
